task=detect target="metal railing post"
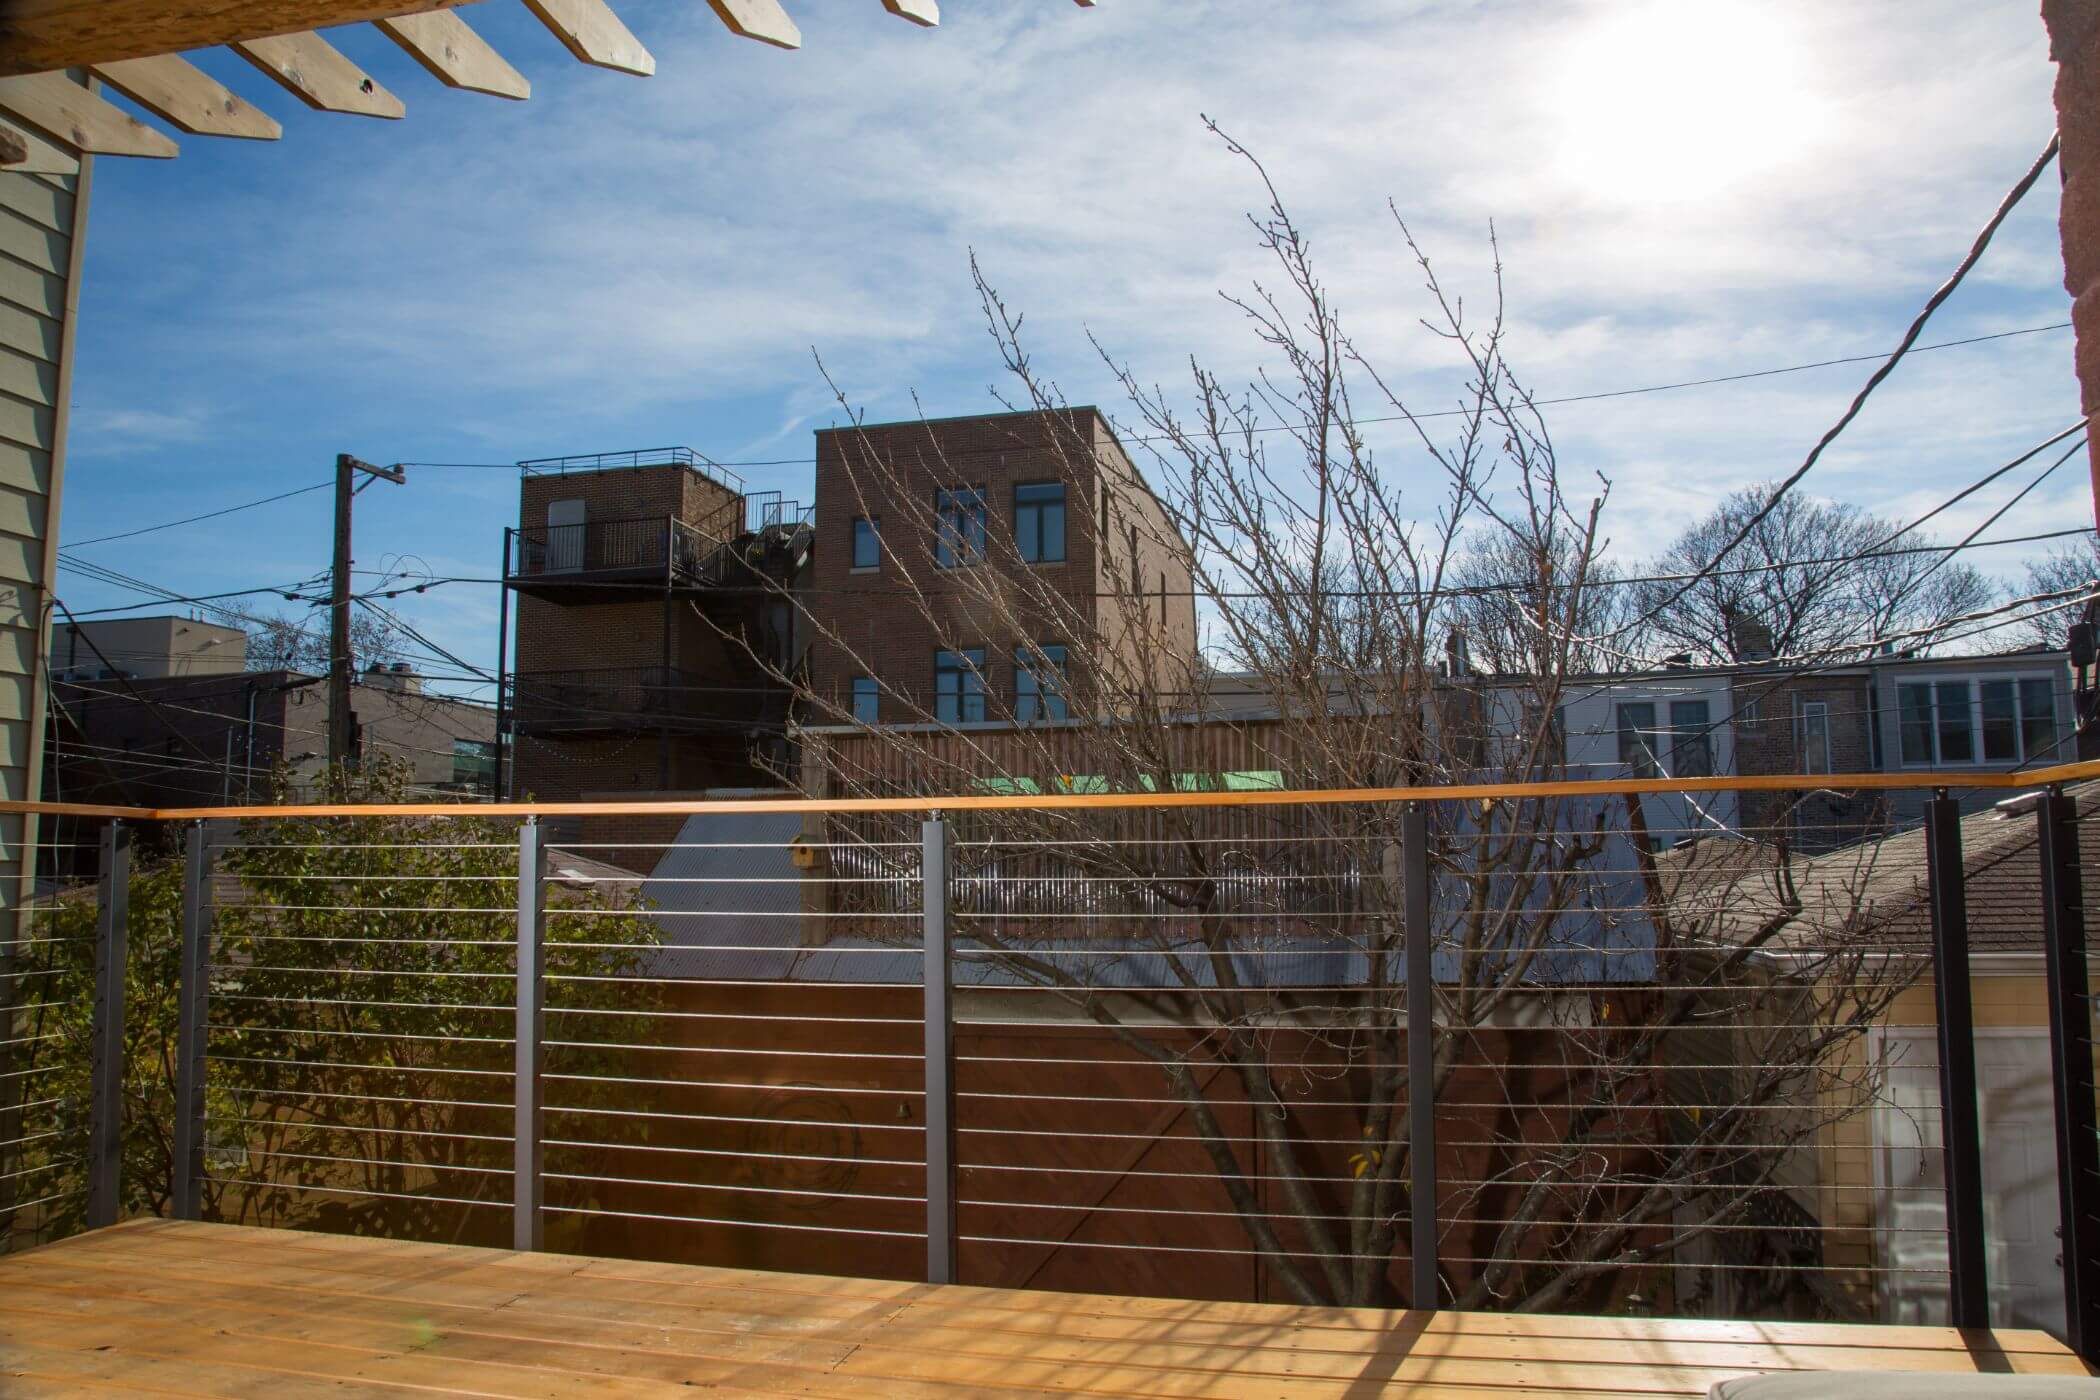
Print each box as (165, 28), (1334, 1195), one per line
(1403, 803), (1437, 1310)
(172, 822), (211, 1220)
(2039, 788), (2100, 1360)
(923, 815), (957, 1285)
(87, 821), (130, 1230)
(1924, 792), (1988, 1328)
(514, 817), (547, 1252)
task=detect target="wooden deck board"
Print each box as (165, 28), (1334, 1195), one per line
(0, 1221), (2087, 1398)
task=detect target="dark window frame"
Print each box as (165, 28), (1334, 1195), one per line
(1014, 481), (1067, 564)
(850, 516), (881, 571)
(935, 488), (988, 569)
(1015, 644), (1070, 723)
(935, 648), (988, 723)
(850, 676), (879, 724)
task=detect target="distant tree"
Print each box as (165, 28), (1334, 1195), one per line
(246, 610), (402, 675)
(1631, 488), (1993, 664)
(2012, 535), (2100, 649)
(1447, 527), (1634, 676)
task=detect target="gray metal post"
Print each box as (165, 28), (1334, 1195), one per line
(87, 821), (130, 1230)
(1924, 792), (1988, 1328)
(514, 817), (547, 1252)
(2039, 790), (2100, 1361)
(172, 822), (211, 1220)
(923, 816), (957, 1285)
(1402, 804), (1437, 1310)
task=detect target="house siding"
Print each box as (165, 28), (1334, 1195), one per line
(0, 148), (88, 914)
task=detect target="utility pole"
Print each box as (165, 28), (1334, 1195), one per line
(329, 453), (405, 773)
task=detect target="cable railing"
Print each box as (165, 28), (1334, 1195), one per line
(3, 761), (2100, 1355)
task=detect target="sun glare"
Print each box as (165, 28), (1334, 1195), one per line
(1550, 2), (1826, 205)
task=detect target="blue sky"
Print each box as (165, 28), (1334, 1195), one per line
(52, 0), (2084, 698)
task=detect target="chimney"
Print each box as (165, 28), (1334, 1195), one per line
(1728, 612), (1774, 663)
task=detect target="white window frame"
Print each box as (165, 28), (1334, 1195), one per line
(1892, 672), (2061, 768)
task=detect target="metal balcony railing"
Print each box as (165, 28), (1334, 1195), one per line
(515, 446), (746, 496)
(6, 761), (2100, 1354)
(508, 514), (721, 587)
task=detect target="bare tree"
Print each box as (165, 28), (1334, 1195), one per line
(2013, 535), (2100, 649)
(1630, 488), (1993, 664)
(710, 132), (1914, 1315)
(246, 609), (402, 675)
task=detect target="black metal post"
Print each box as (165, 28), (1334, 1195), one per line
(493, 529), (511, 801)
(1924, 792), (1989, 1328)
(87, 821), (129, 1230)
(514, 817), (547, 1252)
(1403, 804), (1438, 1309)
(923, 816), (957, 1285)
(172, 822), (211, 1220)
(2039, 789), (2100, 1360)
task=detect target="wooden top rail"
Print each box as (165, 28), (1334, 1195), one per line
(5, 760), (2099, 822)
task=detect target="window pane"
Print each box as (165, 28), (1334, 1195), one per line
(851, 677), (878, 724)
(2021, 677), (2059, 762)
(1800, 703), (1832, 775)
(936, 490), (986, 568)
(1016, 645), (1068, 722)
(1616, 702), (1660, 778)
(1669, 700), (1711, 777)
(1016, 482), (1066, 563)
(1898, 684), (1934, 765)
(1979, 679), (2019, 762)
(1935, 680), (1974, 763)
(851, 517), (879, 570)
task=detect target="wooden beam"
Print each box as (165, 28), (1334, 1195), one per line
(0, 120), (79, 172)
(91, 55), (281, 139)
(0, 0), (482, 77)
(519, 0), (653, 76)
(0, 72), (176, 157)
(706, 0), (801, 49)
(376, 9), (529, 99)
(232, 31), (405, 117)
(882, 0), (939, 25)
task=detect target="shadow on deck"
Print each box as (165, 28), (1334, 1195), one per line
(0, 1220), (2090, 1397)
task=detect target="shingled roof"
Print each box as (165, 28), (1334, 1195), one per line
(1658, 786), (2098, 957)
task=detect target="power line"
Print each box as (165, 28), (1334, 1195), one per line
(390, 321), (2074, 475)
(1608, 131), (2064, 647)
(60, 479), (334, 551)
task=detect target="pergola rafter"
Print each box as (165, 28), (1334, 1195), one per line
(0, 0), (1097, 161)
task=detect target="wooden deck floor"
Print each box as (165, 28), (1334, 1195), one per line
(0, 1221), (2090, 1398)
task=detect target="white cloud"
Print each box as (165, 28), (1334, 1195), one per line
(61, 0), (2086, 666)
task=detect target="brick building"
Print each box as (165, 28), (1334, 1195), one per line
(1728, 666), (1882, 849)
(806, 407), (1197, 726)
(498, 449), (811, 809)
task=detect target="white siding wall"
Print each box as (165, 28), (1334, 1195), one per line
(0, 152), (89, 899)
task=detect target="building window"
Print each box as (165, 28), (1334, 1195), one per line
(1797, 700), (1832, 775)
(1015, 482), (1066, 563)
(850, 676), (879, 724)
(935, 648), (987, 723)
(935, 489), (987, 568)
(1016, 644), (1069, 722)
(1616, 702), (1663, 779)
(1897, 675), (2060, 765)
(851, 517), (881, 571)
(1129, 524), (1141, 596)
(1669, 700), (1712, 778)
(1738, 696), (1761, 727)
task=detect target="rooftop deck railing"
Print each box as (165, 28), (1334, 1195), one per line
(5, 762), (2100, 1351)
